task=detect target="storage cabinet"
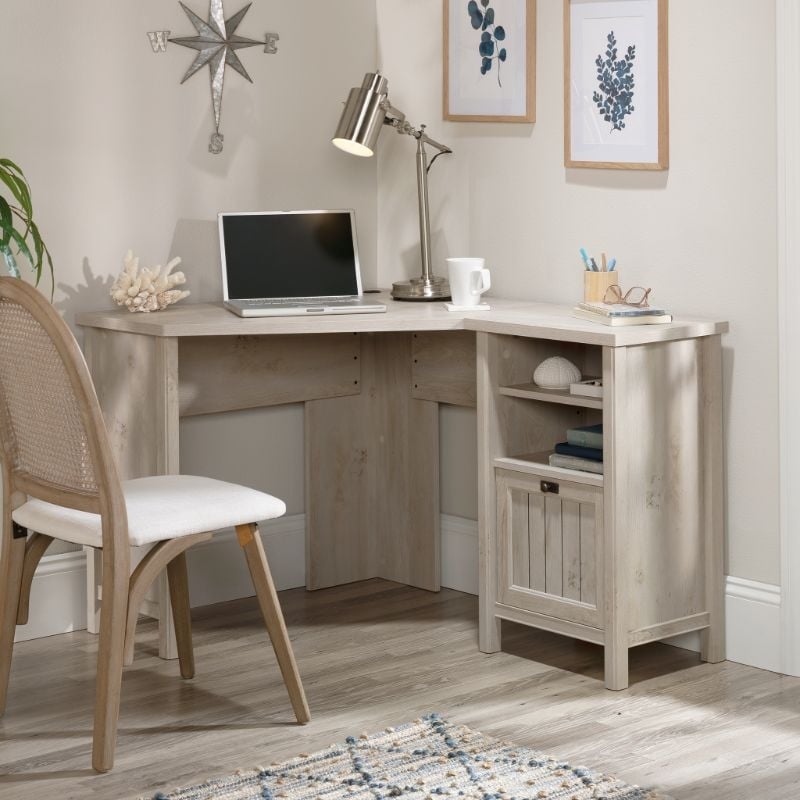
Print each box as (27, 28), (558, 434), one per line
(477, 330), (725, 690)
(496, 467), (603, 629)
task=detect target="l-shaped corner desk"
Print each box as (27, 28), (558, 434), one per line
(76, 295), (728, 690)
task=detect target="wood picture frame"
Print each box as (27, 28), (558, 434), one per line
(564, 0), (668, 170)
(444, 0), (536, 122)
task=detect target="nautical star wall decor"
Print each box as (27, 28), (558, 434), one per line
(148, 1), (279, 154)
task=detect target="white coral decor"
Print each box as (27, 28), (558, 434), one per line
(110, 250), (190, 313)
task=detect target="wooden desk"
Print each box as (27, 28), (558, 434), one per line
(77, 295), (728, 689)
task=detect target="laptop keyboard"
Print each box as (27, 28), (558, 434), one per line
(239, 296), (362, 306)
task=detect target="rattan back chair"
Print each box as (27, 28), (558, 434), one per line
(0, 278), (309, 772)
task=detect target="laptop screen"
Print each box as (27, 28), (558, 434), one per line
(219, 210), (362, 300)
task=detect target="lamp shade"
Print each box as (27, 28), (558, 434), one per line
(332, 72), (389, 158)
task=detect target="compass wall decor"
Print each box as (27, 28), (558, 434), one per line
(148, 1), (280, 154)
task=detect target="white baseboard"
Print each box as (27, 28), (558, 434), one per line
(185, 513), (478, 608)
(665, 577), (782, 673)
(441, 514), (479, 595)
(724, 576), (782, 672)
(141, 515), (478, 616)
(13, 551), (87, 643)
(16, 516), (785, 676)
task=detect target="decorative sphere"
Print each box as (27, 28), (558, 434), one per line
(532, 357), (582, 390)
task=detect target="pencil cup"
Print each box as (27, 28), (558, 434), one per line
(584, 271), (619, 303)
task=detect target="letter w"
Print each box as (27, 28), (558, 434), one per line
(147, 31), (170, 53)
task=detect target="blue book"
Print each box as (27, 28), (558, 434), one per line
(549, 454), (604, 475)
(566, 423), (603, 449)
(554, 441), (603, 462)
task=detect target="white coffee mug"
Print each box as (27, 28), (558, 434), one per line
(447, 258), (492, 306)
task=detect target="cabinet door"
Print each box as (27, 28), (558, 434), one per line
(496, 468), (604, 628)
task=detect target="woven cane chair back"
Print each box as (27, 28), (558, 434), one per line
(0, 278), (124, 531)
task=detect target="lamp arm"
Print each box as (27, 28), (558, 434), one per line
(416, 130), (452, 155)
(380, 100), (453, 155)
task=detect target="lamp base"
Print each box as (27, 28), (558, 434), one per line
(391, 276), (451, 301)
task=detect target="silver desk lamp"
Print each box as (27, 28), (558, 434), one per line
(332, 72), (453, 301)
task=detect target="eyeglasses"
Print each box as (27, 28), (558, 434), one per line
(603, 285), (652, 307)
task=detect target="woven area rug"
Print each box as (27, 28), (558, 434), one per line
(152, 714), (667, 800)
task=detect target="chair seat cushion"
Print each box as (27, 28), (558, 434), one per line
(12, 475), (287, 548)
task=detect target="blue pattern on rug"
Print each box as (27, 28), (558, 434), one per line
(150, 713), (667, 799)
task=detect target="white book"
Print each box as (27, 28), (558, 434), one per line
(577, 301), (669, 317)
(572, 307), (673, 327)
(570, 378), (603, 398)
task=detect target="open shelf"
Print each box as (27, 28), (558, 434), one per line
(494, 451), (604, 488)
(498, 383), (603, 410)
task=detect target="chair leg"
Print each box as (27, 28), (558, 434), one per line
(236, 523), (310, 724)
(16, 533), (54, 625)
(123, 533), (211, 667)
(167, 552), (195, 679)
(0, 534), (26, 715)
(92, 549), (130, 773)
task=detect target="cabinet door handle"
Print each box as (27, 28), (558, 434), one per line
(540, 481), (559, 495)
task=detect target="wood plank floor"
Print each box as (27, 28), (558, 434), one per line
(1, 579), (799, 799)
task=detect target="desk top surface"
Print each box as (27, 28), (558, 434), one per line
(76, 293), (728, 347)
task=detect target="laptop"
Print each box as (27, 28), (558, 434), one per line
(219, 209), (386, 317)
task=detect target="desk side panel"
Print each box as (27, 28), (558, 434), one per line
(83, 329), (180, 657)
(614, 339), (706, 634)
(179, 334), (360, 416)
(700, 334), (725, 662)
(305, 332), (440, 592)
(305, 394), (375, 589)
(477, 332), (502, 652)
(84, 329), (179, 479)
(411, 330), (477, 407)
(371, 334), (440, 591)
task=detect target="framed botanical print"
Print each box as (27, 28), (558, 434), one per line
(444, 0), (537, 122)
(565, 0), (668, 169)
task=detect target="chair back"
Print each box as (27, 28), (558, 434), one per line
(0, 278), (127, 546)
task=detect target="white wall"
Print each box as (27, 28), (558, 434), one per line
(376, 0), (780, 585)
(2, 0), (378, 520)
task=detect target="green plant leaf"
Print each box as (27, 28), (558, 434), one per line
(15, 174), (32, 218)
(28, 219), (48, 288)
(8, 226), (34, 267)
(0, 158), (25, 174)
(44, 245), (54, 297)
(10, 205), (33, 242)
(31, 220), (44, 269)
(0, 167), (30, 216)
(0, 157), (52, 288)
(0, 196), (13, 248)
(0, 162), (32, 217)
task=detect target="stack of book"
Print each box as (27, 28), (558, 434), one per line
(549, 423), (603, 474)
(572, 302), (672, 326)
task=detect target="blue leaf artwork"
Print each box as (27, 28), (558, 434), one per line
(467, 0), (507, 87)
(592, 31), (636, 132)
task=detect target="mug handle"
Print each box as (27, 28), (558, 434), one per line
(470, 269), (491, 296)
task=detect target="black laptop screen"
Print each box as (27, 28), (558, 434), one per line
(220, 211), (360, 299)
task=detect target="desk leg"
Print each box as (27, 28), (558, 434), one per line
(305, 393), (374, 588)
(603, 346), (630, 691)
(371, 334), (440, 590)
(476, 333), (501, 653)
(700, 335), (726, 664)
(305, 333), (440, 592)
(83, 330), (181, 661)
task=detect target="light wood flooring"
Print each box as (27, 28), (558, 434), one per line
(1, 580), (799, 799)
